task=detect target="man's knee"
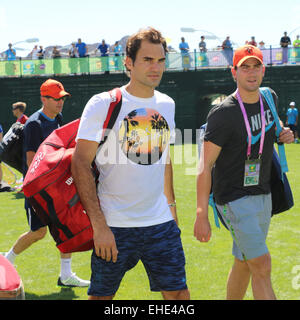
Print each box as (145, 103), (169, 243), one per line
(247, 253), (272, 278)
(162, 288), (190, 300)
(30, 226), (47, 242)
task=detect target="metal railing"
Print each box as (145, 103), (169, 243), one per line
(1, 47), (300, 77)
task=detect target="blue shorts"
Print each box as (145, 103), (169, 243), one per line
(216, 194), (272, 261)
(88, 220), (188, 297)
(25, 198), (46, 232)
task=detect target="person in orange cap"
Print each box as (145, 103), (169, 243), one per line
(194, 45), (294, 300)
(2, 79), (90, 288)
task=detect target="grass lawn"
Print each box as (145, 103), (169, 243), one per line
(0, 143), (299, 300)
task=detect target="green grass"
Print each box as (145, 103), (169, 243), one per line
(0, 143), (299, 300)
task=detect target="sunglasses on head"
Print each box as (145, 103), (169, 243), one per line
(43, 96), (68, 102)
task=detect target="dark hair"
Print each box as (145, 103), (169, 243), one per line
(126, 27), (168, 65)
(12, 102), (26, 112)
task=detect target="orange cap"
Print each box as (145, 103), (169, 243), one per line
(233, 45), (263, 68)
(40, 79), (70, 99)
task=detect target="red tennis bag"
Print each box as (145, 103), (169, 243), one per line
(22, 88), (122, 253)
(0, 255), (25, 300)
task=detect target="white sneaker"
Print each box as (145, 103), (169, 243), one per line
(57, 273), (90, 287)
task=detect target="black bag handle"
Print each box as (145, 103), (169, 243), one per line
(39, 190), (74, 239)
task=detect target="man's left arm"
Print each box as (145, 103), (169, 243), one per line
(164, 153), (178, 225)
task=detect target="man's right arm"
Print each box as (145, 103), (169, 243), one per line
(71, 139), (118, 262)
(194, 140), (221, 243)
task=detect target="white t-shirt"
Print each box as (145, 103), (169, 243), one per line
(76, 86), (176, 227)
(31, 48), (39, 60)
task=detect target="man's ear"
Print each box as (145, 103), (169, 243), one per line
(124, 56), (133, 72)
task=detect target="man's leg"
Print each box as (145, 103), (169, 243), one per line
(58, 252), (90, 287)
(5, 227), (47, 264)
(246, 253), (276, 300)
(88, 295), (114, 300)
(142, 221), (189, 299)
(226, 258), (251, 300)
(161, 289), (190, 300)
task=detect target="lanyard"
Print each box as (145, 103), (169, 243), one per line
(236, 90), (266, 159)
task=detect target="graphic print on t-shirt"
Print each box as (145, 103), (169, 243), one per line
(248, 108), (274, 145)
(119, 108), (170, 165)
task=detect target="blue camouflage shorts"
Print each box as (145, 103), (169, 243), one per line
(88, 220), (188, 297)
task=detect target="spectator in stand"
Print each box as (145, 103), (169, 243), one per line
(222, 36), (233, 66)
(96, 39), (109, 57)
(179, 37), (189, 54)
(96, 39), (110, 73)
(4, 43), (17, 76)
(199, 36), (207, 53)
(38, 46), (45, 59)
(248, 36), (257, 47)
(292, 35), (300, 64)
(76, 38), (88, 58)
(286, 101), (299, 143)
(68, 42), (79, 74)
(52, 46), (62, 75)
(69, 42), (79, 58)
(12, 102), (28, 125)
(293, 35), (300, 48)
(52, 46), (61, 59)
(76, 38), (89, 74)
(113, 41), (122, 56)
(4, 43), (16, 61)
(30, 45), (39, 60)
(258, 41), (266, 50)
(113, 41), (123, 70)
(280, 31), (291, 64)
(179, 37), (190, 71)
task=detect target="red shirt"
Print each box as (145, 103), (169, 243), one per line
(249, 40), (257, 47)
(17, 114), (28, 124)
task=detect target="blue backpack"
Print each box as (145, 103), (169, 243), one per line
(198, 87), (294, 229)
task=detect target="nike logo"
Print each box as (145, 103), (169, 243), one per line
(247, 120), (275, 145)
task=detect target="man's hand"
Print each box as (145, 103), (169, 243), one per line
(194, 213), (211, 243)
(93, 224), (118, 263)
(278, 127), (294, 144)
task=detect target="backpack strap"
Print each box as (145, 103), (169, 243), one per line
(92, 88), (122, 181)
(209, 194), (221, 229)
(259, 87), (289, 176)
(99, 87), (122, 147)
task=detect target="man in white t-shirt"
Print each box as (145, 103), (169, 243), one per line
(30, 45), (39, 60)
(72, 27), (190, 300)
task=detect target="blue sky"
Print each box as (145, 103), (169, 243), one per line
(1, 0), (300, 56)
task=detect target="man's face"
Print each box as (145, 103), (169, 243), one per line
(126, 40), (166, 90)
(41, 96), (66, 118)
(234, 57), (265, 93)
(12, 107), (18, 117)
